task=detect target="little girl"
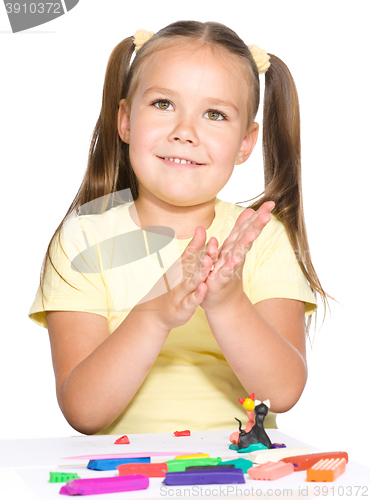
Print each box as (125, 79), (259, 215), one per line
(29, 21), (327, 435)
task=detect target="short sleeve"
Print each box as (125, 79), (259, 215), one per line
(28, 217), (109, 329)
(244, 216), (317, 317)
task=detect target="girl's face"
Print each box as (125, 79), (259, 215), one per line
(118, 43), (258, 208)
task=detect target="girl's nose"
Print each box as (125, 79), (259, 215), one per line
(168, 118), (200, 146)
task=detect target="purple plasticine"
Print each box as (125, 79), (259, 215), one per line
(163, 468), (245, 486)
(59, 475), (149, 495)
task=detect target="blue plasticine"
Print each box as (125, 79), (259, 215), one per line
(87, 457), (150, 471)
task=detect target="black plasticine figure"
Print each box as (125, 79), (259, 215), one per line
(235, 400), (272, 450)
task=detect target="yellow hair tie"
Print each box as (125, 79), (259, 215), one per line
(133, 29), (155, 53)
(248, 44), (271, 74)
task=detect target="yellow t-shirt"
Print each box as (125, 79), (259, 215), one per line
(29, 199), (317, 433)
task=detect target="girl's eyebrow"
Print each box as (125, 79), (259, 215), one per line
(142, 86), (179, 98)
(142, 86), (239, 115)
(206, 98), (239, 115)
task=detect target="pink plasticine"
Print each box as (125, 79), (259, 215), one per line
(248, 461), (294, 481)
(59, 475), (149, 495)
(230, 410), (255, 444)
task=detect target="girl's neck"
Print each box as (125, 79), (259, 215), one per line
(130, 196), (216, 240)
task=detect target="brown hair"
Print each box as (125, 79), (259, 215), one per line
(39, 20), (331, 332)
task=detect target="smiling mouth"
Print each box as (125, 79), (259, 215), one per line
(159, 156), (204, 166)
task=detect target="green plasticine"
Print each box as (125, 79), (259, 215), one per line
(166, 457), (222, 472)
(229, 443), (268, 453)
(221, 458), (253, 473)
(49, 472), (80, 483)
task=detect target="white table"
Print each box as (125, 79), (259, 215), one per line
(1, 430), (369, 499)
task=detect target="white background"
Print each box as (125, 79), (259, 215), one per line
(1, 0), (369, 469)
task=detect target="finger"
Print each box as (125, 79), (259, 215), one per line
(182, 226), (207, 260)
(235, 201), (274, 235)
(184, 282), (208, 310)
(231, 213), (271, 258)
(206, 237), (219, 264)
(208, 253), (244, 289)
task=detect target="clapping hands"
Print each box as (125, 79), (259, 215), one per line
(199, 201), (275, 313)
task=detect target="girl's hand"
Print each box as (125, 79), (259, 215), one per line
(139, 226), (213, 331)
(200, 201), (275, 314)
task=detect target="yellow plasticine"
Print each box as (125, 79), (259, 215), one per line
(175, 454), (210, 460)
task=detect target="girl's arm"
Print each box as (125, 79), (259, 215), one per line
(47, 307), (169, 435)
(204, 296), (307, 413)
(201, 202), (307, 412)
(47, 227), (213, 435)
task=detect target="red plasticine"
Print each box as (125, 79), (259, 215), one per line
(174, 430), (191, 437)
(281, 452), (348, 471)
(115, 435), (130, 444)
(117, 462), (168, 477)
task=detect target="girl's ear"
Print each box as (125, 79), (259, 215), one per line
(117, 99), (131, 144)
(236, 122), (259, 165)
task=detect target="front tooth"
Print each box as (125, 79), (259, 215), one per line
(180, 159), (187, 164)
(174, 158), (180, 163)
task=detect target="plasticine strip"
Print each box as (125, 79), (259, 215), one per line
(248, 447), (310, 464)
(62, 451), (199, 460)
(163, 468), (245, 485)
(87, 457), (150, 471)
(307, 458), (346, 482)
(186, 465), (236, 470)
(175, 454), (210, 459)
(166, 457), (222, 472)
(59, 475), (149, 495)
(281, 451), (348, 471)
(117, 462), (168, 477)
(248, 461), (294, 480)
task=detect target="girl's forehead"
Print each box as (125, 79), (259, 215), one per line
(136, 43), (249, 97)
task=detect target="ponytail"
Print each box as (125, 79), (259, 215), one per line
(248, 54), (332, 332)
(40, 36), (137, 303)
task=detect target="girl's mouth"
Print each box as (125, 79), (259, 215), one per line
(159, 156), (204, 166)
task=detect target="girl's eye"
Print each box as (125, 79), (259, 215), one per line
(204, 110), (226, 121)
(153, 100), (173, 111)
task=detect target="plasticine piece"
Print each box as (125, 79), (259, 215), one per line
(306, 458), (346, 482)
(49, 472), (80, 483)
(166, 457), (222, 472)
(87, 457), (150, 471)
(221, 458), (253, 474)
(59, 475), (149, 495)
(282, 451), (348, 471)
(117, 462), (168, 477)
(238, 443), (268, 454)
(235, 402), (272, 450)
(249, 447), (310, 464)
(230, 394), (256, 444)
(115, 435), (130, 444)
(186, 465), (236, 471)
(248, 461), (294, 480)
(272, 443), (286, 449)
(175, 454), (210, 459)
(174, 430), (191, 436)
(229, 442), (268, 453)
(163, 468), (245, 485)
